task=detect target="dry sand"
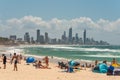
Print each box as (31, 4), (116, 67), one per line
(0, 59), (120, 80)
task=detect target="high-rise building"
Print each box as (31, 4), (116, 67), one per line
(83, 29), (86, 44)
(64, 31), (66, 38)
(36, 29), (40, 43)
(75, 33), (79, 43)
(68, 27), (72, 43)
(24, 32), (30, 43)
(45, 32), (49, 43)
(40, 35), (44, 44)
(31, 37), (35, 43)
(61, 31), (67, 44)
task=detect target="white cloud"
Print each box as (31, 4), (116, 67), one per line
(0, 15), (120, 44)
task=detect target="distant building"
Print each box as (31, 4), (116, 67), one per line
(45, 32), (49, 44)
(36, 29), (40, 43)
(75, 33), (79, 44)
(83, 29), (86, 44)
(17, 38), (22, 42)
(24, 32), (30, 43)
(79, 38), (83, 44)
(51, 38), (57, 44)
(31, 37), (35, 44)
(40, 35), (44, 44)
(61, 31), (67, 44)
(68, 28), (72, 44)
(10, 35), (17, 41)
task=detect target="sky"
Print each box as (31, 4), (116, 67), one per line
(0, 0), (120, 45)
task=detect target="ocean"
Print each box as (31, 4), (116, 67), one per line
(1, 45), (120, 63)
(20, 45), (120, 62)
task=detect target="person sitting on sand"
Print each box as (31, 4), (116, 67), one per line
(11, 53), (18, 71)
(93, 60), (99, 71)
(38, 60), (46, 68)
(34, 60), (49, 69)
(43, 56), (49, 68)
(111, 58), (120, 67)
(111, 58), (117, 64)
(95, 60), (98, 66)
(103, 60), (107, 65)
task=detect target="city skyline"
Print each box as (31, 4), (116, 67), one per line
(0, 0), (120, 45)
(9, 28), (109, 45)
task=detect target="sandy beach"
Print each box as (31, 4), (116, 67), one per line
(0, 45), (120, 80)
(0, 57), (119, 80)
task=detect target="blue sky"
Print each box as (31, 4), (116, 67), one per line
(0, 0), (120, 20)
(0, 0), (120, 45)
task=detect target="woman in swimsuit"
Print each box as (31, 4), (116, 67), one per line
(11, 53), (18, 71)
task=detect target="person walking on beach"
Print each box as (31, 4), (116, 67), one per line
(2, 54), (7, 69)
(11, 53), (18, 71)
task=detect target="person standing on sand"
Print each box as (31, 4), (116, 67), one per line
(43, 56), (49, 68)
(11, 53), (18, 71)
(2, 54), (7, 69)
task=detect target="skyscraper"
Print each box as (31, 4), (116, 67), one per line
(75, 33), (79, 43)
(40, 35), (44, 44)
(61, 31), (67, 44)
(45, 32), (49, 43)
(68, 27), (72, 43)
(83, 29), (86, 44)
(64, 31), (66, 38)
(24, 32), (30, 43)
(36, 29), (40, 43)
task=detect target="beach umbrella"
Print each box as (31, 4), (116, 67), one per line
(68, 60), (75, 67)
(26, 57), (35, 63)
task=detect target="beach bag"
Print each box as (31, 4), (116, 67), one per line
(107, 65), (114, 75)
